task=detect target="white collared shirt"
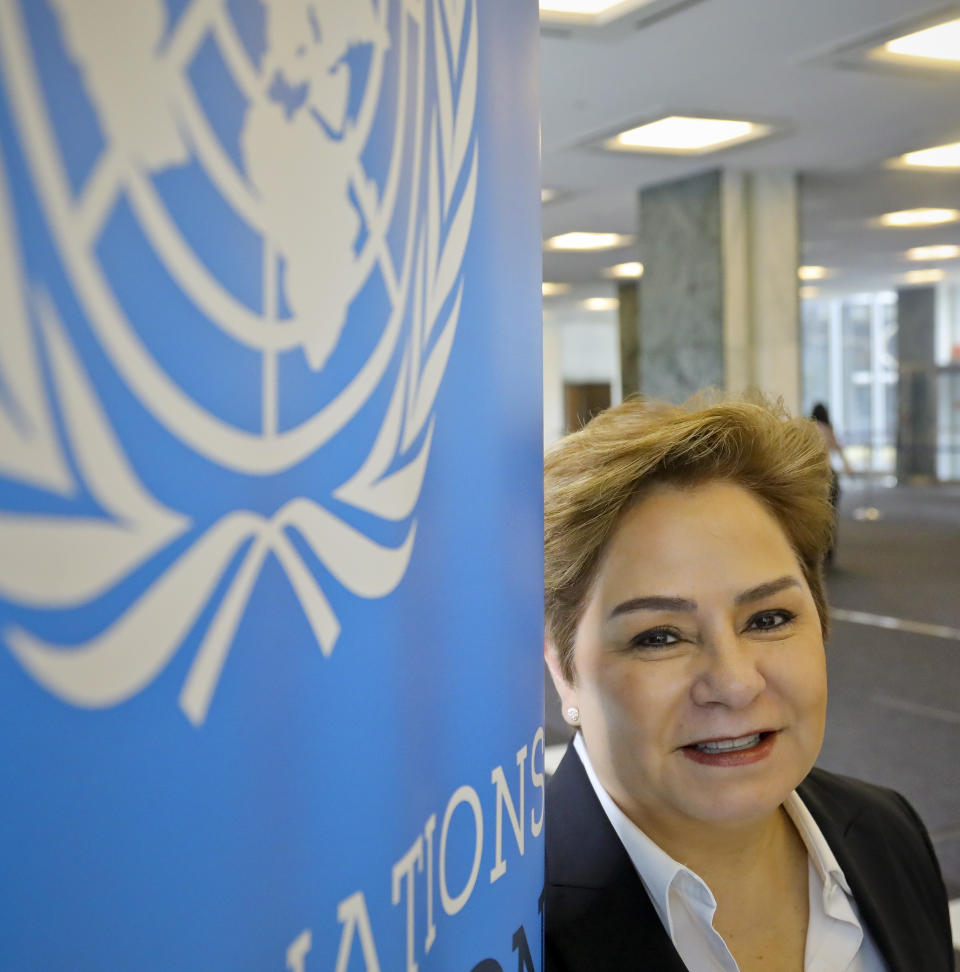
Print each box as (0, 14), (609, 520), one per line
(572, 734), (887, 971)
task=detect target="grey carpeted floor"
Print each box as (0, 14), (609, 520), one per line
(819, 483), (960, 903)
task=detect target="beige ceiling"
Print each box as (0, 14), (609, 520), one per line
(540, 0), (960, 303)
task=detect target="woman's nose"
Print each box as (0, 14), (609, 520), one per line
(690, 633), (766, 708)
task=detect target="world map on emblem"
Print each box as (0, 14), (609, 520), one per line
(0, 0), (479, 724)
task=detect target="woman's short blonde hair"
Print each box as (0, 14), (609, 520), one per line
(545, 393), (834, 682)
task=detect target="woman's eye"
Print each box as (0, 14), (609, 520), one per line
(630, 628), (680, 649)
(747, 609), (796, 631)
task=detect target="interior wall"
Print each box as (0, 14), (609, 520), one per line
(543, 310), (622, 446)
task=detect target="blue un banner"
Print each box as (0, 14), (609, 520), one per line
(0, 0), (544, 968)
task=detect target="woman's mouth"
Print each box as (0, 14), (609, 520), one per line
(693, 732), (761, 753)
(681, 730), (777, 766)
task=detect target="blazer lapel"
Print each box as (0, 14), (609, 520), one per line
(798, 769), (946, 972)
(545, 743), (688, 971)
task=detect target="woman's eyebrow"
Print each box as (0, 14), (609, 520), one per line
(607, 576), (802, 620)
(607, 595), (697, 619)
(734, 575), (801, 605)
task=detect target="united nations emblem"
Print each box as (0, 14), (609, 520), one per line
(0, 0), (479, 724)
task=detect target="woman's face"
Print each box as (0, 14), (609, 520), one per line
(547, 479), (827, 835)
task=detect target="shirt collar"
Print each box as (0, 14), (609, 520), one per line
(782, 789), (853, 896)
(783, 793), (866, 965)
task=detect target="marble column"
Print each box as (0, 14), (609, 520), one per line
(895, 285), (936, 481)
(632, 169), (800, 410)
(617, 280), (640, 397)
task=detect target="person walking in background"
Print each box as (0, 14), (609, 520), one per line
(810, 403), (852, 565)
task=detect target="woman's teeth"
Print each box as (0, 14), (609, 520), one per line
(693, 733), (762, 753)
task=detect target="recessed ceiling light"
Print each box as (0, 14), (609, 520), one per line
(798, 265), (832, 281)
(906, 244), (960, 261)
(582, 297), (620, 311)
(893, 141), (960, 169)
(799, 286), (820, 299)
(542, 282), (570, 296)
(604, 261), (644, 279)
(880, 17), (960, 64)
(545, 232), (633, 251)
(539, 0), (654, 26)
(540, 0), (622, 13)
(902, 268), (946, 284)
(605, 116), (769, 154)
(879, 208), (960, 227)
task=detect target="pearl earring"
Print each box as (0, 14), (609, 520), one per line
(566, 706), (580, 724)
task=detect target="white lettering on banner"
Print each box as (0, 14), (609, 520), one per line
(530, 727), (545, 838)
(391, 835), (424, 972)
(285, 929), (312, 972)
(423, 813), (438, 953)
(489, 744), (527, 883)
(439, 784), (484, 915)
(334, 892), (382, 972)
(286, 727), (545, 970)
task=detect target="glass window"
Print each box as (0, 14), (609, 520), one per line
(800, 291), (900, 476)
(937, 369), (960, 480)
(801, 301), (829, 417)
(881, 299), (898, 459)
(841, 301), (872, 451)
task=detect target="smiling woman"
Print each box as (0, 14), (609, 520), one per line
(565, 480), (828, 839)
(542, 394), (954, 972)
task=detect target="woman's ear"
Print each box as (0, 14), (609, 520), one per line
(544, 633), (580, 725)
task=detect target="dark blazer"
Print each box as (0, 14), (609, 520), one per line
(544, 743), (954, 971)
